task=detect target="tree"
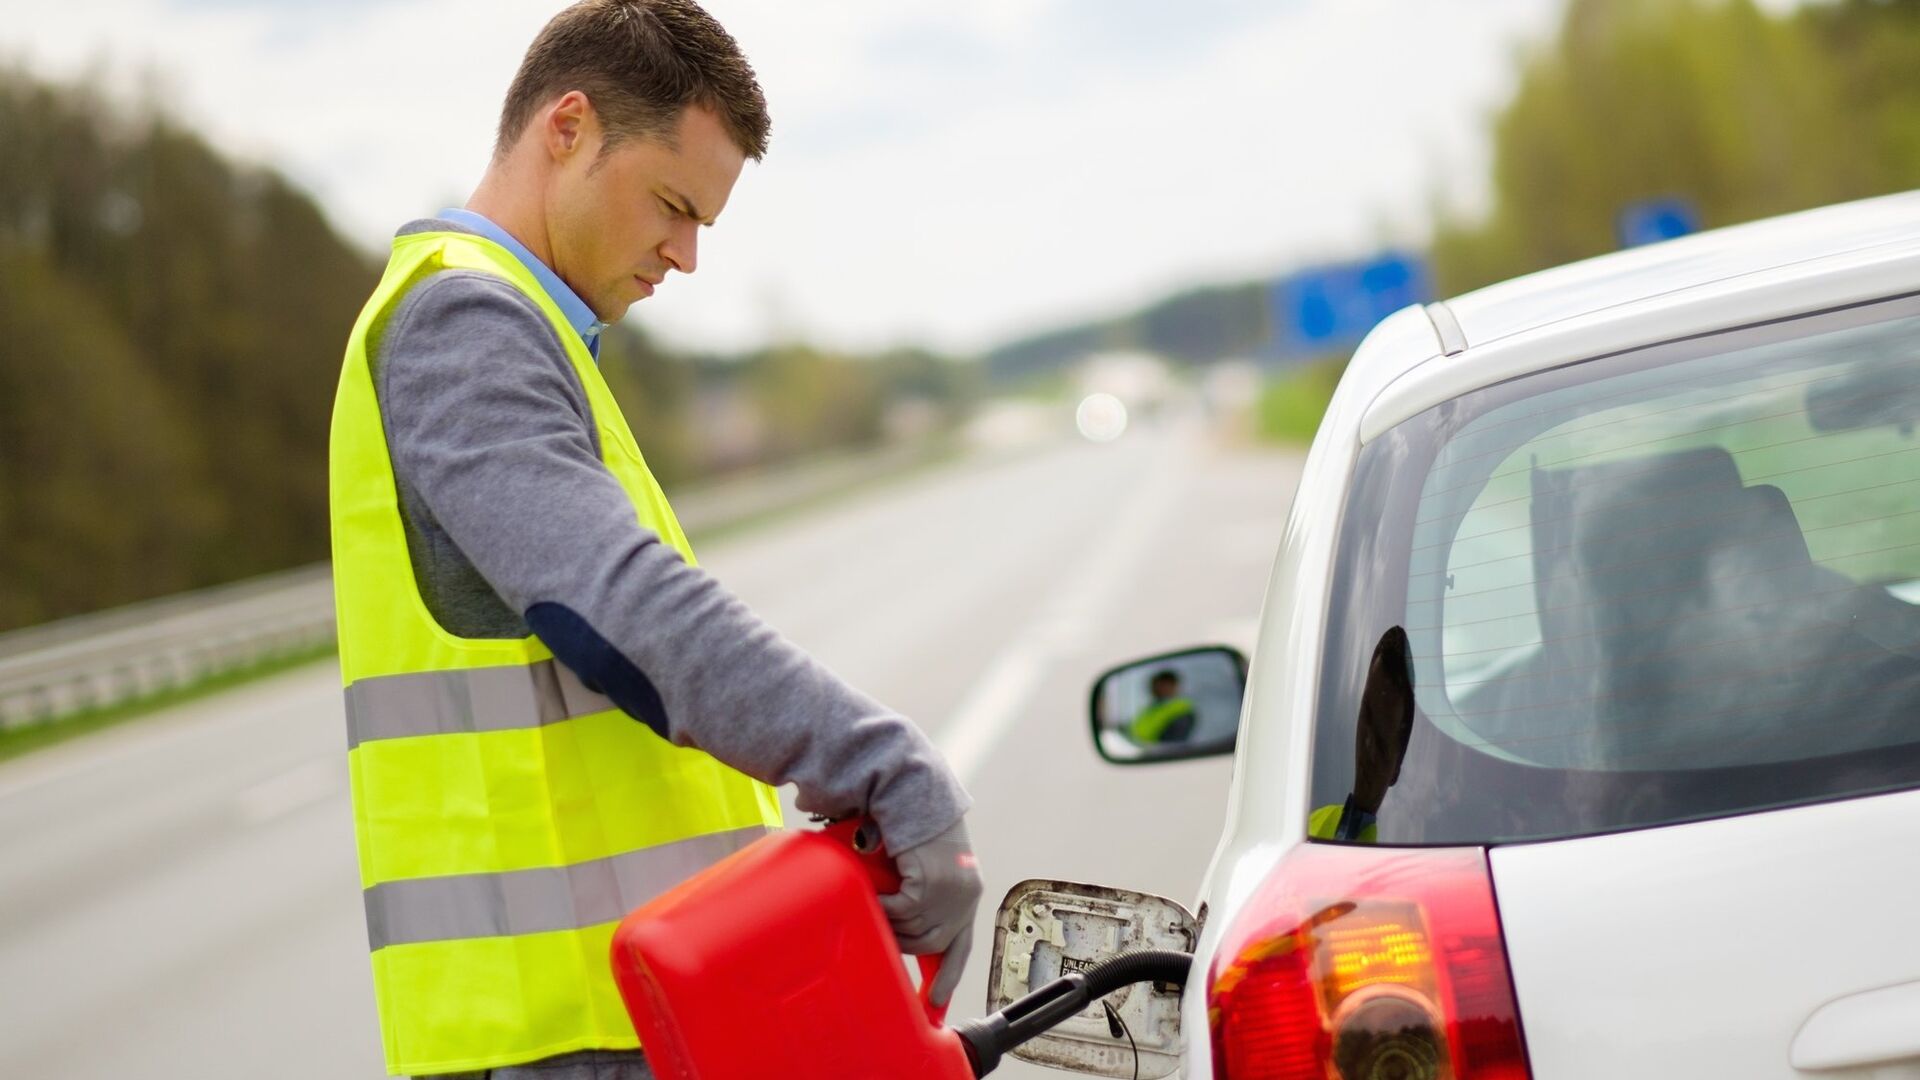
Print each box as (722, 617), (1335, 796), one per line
(1431, 0), (1920, 296)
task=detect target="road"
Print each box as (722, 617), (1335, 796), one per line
(0, 420), (1302, 1078)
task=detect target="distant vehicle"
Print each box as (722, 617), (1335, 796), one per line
(988, 191), (1920, 1080)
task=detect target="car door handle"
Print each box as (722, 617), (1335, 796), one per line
(1792, 980), (1920, 1071)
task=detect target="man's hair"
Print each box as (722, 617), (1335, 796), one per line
(496, 0), (770, 162)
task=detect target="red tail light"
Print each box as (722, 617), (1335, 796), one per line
(1207, 844), (1530, 1080)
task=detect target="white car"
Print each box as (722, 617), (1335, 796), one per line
(992, 191), (1920, 1080)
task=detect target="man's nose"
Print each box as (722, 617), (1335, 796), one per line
(662, 219), (699, 275)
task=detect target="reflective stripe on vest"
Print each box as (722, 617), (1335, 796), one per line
(330, 231), (783, 1075)
(365, 825), (765, 949)
(344, 660), (614, 749)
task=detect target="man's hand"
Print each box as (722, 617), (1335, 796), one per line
(877, 817), (984, 1009)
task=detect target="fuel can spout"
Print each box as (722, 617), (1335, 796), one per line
(954, 948), (1194, 1077)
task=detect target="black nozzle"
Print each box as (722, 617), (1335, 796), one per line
(954, 949), (1192, 1077)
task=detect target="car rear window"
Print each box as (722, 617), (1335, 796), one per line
(1310, 295), (1920, 844)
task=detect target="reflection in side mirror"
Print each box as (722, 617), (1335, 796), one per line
(986, 879), (1197, 1079)
(1089, 645), (1245, 764)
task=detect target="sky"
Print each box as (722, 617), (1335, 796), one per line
(2, 0), (1566, 355)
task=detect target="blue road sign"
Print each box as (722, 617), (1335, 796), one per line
(1269, 251), (1432, 361)
(1617, 197), (1700, 248)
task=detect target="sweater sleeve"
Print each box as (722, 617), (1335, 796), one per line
(373, 270), (970, 853)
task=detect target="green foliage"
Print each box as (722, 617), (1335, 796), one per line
(0, 66), (977, 631)
(986, 281), (1269, 383)
(1431, 0), (1920, 296)
(1254, 360), (1345, 445)
(596, 323), (702, 486)
(743, 344), (887, 459)
(0, 67), (379, 631)
(0, 248), (221, 627)
(598, 330), (977, 485)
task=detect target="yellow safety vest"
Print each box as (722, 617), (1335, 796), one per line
(329, 231), (783, 1076)
(1308, 803), (1378, 844)
(1128, 696), (1196, 744)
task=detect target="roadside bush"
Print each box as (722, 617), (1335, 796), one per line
(1254, 360), (1345, 445)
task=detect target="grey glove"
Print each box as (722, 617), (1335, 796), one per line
(876, 817), (984, 1008)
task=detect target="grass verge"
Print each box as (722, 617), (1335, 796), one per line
(1255, 360), (1346, 444)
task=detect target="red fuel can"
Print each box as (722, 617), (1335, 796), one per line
(610, 820), (977, 1079)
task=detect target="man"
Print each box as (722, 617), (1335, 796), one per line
(1128, 669), (1197, 746)
(328, 4), (982, 1077)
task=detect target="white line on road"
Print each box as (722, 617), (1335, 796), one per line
(937, 434), (1190, 786)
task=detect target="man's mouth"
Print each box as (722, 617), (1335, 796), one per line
(634, 275), (657, 298)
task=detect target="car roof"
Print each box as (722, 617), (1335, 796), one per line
(1440, 190), (1920, 350)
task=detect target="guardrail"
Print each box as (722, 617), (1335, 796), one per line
(0, 565), (338, 732)
(0, 437), (964, 734)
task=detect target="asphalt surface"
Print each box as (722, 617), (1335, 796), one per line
(0, 420), (1301, 1079)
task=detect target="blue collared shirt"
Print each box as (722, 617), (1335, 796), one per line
(439, 207), (606, 360)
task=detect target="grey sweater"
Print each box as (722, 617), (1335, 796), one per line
(366, 218), (968, 854)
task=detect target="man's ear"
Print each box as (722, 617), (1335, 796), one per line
(543, 90), (597, 163)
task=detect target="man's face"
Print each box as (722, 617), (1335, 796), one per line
(1150, 675), (1179, 700)
(547, 103), (745, 322)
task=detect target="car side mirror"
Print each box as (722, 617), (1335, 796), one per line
(1089, 645), (1244, 764)
(985, 879), (1198, 1078)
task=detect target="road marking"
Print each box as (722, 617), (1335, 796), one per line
(234, 758), (340, 824)
(938, 434), (1189, 786)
